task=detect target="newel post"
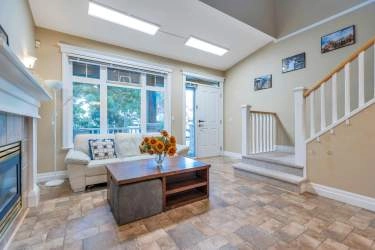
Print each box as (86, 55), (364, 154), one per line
(241, 105), (251, 156)
(294, 87), (306, 169)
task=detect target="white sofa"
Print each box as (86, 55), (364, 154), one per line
(65, 133), (189, 192)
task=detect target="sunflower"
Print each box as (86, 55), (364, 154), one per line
(149, 137), (157, 145)
(143, 137), (150, 144)
(169, 136), (176, 144)
(167, 146), (176, 156)
(148, 149), (155, 155)
(155, 141), (165, 153)
(161, 130), (169, 137)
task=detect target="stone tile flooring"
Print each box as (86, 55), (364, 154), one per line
(9, 157), (375, 249)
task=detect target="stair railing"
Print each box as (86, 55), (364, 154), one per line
(294, 36), (375, 168)
(241, 105), (277, 155)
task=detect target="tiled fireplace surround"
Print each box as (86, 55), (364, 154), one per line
(0, 113), (39, 249)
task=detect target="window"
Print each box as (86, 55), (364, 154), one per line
(64, 53), (170, 147)
(146, 90), (164, 132)
(73, 62), (100, 79)
(146, 74), (164, 87)
(107, 67), (141, 84)
(73, 82), (100, 137)
(107, 86), (141, 134)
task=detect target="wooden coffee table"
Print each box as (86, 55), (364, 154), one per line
(106, 156), (210, 224)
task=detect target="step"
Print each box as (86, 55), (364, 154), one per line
(242, 152), (304, 177)
(233, 162), (307, 193)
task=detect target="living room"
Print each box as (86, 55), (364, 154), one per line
(0, 0), (375, 249)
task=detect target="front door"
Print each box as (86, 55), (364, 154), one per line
(195, 85), (221, 157)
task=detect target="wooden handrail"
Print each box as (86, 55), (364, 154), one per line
(250, 110), (277, 116)
(304, 36), (375, 98)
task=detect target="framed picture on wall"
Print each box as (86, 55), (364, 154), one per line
(282, 52), (306, 73)
(0, 25), (9, 46)
(321, 25), (355, 54)
(254, 74), (272, 91)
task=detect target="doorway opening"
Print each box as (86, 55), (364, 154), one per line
(182, 73), (223, 158)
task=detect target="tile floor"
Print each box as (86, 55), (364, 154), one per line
(9, 157), (375, 249)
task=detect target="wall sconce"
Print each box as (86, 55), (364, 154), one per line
(22, 56), (37, 69)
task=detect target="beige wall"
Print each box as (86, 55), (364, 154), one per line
(34, 28), (223, 173)
(307, 103), (375, 198)
(223, 4), (375, 154)
(0, 0), (35, 59)
(274, 0), (367, 38)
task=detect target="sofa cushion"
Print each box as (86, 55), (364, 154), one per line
(75, 134), (115, 155)
(88, 138), (117, 160)
(86, 154), (154, 177)
(115, 133), (144, 157)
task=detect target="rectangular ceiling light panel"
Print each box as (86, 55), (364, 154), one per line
(185, 37), (228, 56)
(88, 1), (159, 35)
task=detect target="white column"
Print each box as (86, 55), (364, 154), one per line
(241, 105), (251, 156)
(358, 51), (365, 106)
(252, 114), (256, 153)
(294, 87), (306, 169)
(332, 73), (338, 123)
(27, 118), (39, 207)
(320, 83), (326, 130)
(344, 63), (351, 116)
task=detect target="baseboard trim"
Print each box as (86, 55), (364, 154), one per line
(306, 183), (375, 212)
(37, 171), (68, 183)
(223, 151), (242, 159)
(275, 145), (295, 153)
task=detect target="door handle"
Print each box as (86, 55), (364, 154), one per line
(198, 120), (205, 123)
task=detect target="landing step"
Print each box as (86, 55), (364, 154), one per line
(242, 152), (304, 177)
(233, 162), (307, 193)
(233, 163), (305, 184)
(243, 152), (303, 169)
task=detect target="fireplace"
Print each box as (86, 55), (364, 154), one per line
(0, 142), (21, 237)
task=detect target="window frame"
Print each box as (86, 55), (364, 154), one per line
(60, 43), (172, 149)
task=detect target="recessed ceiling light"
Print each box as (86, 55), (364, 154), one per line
(185, 37), (228, 56)
(88, 1), (159, 35)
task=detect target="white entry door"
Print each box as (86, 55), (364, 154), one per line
(195, 85), (221, 157)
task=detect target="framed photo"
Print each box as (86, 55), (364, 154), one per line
(254, 74), (272, 91)
(321, 25), (355, 54)
(282, 52), (305, 73)
(0, 25), (9, 46)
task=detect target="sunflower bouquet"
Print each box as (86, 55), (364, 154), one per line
(139, 130), (177, 166)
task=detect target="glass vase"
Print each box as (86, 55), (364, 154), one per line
(154, 153), (165, 168)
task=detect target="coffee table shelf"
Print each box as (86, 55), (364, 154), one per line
(166, 177), (207, 195)
(166, 189), (207, 209)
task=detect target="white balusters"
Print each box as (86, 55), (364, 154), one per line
(358, 51), (365, 106)
(244, 110), (277, 154)
(332, 73), (338, 123)
(320, 83), (326, 130)
(309, 91), (315, 137)
(344, 63), (351, 116)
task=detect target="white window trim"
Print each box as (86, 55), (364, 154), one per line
(60, 43), (172, 149)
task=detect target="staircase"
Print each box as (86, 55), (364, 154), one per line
(234, 36), (375, 193)
(233, 109), (307, 193)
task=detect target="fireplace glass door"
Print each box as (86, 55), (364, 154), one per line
(0, 142), (21, 236)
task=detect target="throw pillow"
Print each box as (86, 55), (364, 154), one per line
(88, 139), (117, 160)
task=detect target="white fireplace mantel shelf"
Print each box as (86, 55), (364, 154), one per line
(0, 41), (51, 118)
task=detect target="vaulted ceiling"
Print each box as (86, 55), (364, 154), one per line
(28, 0), (370, 71)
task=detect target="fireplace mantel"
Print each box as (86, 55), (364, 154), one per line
(0, 41), (51, 118)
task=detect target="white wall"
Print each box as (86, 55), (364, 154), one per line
(0, 0), (35, 59)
